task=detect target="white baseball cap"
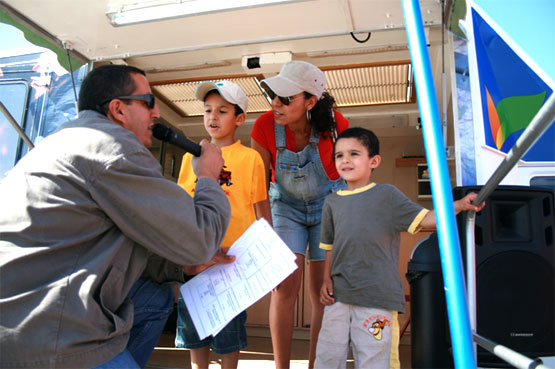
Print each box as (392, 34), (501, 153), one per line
(261, 61), (326, 99)
(195, 80), (248, 113)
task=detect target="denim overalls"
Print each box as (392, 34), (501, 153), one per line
(269, 124), (345, 260)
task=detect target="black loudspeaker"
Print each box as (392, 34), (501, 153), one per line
(453, 185), (555, 367)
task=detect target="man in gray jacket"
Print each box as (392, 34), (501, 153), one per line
(0, 65), (231, 368)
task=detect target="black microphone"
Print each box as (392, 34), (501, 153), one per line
(152, 123), (201, 157)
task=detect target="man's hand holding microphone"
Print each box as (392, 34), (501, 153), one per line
(152, 124), (233, 274)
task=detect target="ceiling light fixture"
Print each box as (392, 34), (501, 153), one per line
(106, 0), (306, 27)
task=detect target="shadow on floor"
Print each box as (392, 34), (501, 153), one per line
(146, 332), (411, 369)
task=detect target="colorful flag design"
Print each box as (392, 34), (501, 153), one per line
(473, 9), (554, 162)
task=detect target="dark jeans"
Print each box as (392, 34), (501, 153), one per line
(94, 278), (175, 369)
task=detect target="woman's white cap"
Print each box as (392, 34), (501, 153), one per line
(195, 80), (248, 113)
(261, 61), (326, 99)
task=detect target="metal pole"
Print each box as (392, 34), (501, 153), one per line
(401, 0), (476, 367)
(465, 211), (477, 340)
(441, 0), (448, 146)
(0, 101), (34, 150)
(473, 333), (549, 369)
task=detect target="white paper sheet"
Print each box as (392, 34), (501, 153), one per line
(180, 218), (298, 340)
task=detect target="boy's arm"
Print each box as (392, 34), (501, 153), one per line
(251, 139), (272, 192)
(320, 250), (335, 305)
(254, 199), (272, 226)
(252, 139), (273, 226)
(419, 192), (485, 229)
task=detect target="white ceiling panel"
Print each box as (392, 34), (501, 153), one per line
(1, 0), (442, 63)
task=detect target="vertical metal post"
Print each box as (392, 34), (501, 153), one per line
(465, 211), (477, 333)
(0, 101), (34, 150)
(401, 0), (477, 367)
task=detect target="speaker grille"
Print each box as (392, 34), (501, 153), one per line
(477, 251), (555, 359)
(457, 186), (555, 366)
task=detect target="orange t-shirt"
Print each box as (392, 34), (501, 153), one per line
(177, 140), (267, 247)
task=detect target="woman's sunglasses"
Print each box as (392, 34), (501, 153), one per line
(260, 82), (303, 106)
(98, 94), (156, 110)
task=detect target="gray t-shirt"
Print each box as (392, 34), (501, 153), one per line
(320, 183), (428, 313)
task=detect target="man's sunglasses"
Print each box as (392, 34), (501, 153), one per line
(98, 94), (156, 110)
(260, 82), (303, 106)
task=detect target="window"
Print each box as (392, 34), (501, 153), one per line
(0, 80), (29, 179)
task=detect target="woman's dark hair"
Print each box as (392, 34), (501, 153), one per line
(334, 127), (380, 157)
(78, 64), (146, 115)
(307, 91), (337, 140)
(204, 90), (244, 116)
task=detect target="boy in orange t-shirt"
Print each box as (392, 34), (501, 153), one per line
(175, 80), (270, 369)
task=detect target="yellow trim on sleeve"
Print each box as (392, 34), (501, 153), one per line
(407, 209), (430, 234)
(319, 242), (333, 251)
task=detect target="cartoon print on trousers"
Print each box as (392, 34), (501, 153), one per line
(363, 315), (391, 340)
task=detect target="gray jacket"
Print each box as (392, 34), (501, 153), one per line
(0, 111), (230, 368)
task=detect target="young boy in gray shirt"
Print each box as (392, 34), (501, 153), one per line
(314, 127), (484, 369)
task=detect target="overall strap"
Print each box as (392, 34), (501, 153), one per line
(274, 123), (286, 151)
(309, 128), (319, 147)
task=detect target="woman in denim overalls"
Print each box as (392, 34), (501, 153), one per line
(251, 61), (348, 369)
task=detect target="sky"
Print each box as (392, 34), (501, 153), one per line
(473, 0), (554, 86)
(0, 23), (40, 52)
